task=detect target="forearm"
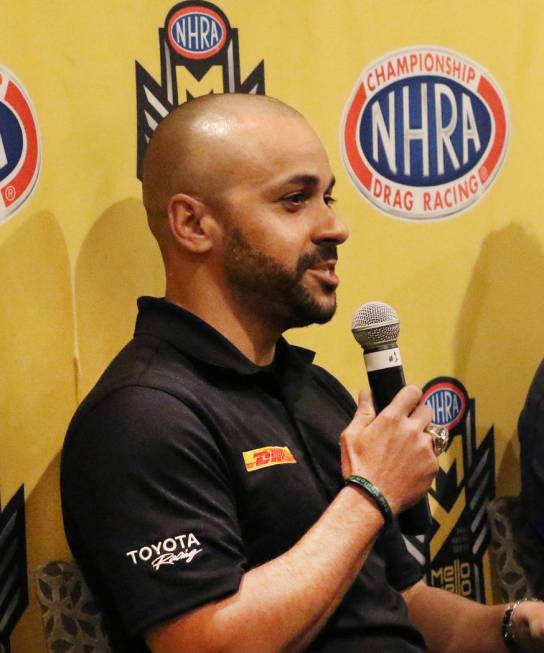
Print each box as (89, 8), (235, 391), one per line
(405, 582), (507, 653)
(147, 485), (384, 653)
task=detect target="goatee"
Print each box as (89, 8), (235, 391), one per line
(223, 226), (338, 330)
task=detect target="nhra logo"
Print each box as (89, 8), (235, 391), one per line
(342, 46), (509, 220)
(135, 1), (265, 179)
(404, 376), (495, 603)
(423, 379), (467, 430)
(0, 66), (40, 224)
(167, 4), (228, 59)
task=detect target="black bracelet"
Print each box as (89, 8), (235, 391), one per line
(502, 601), (519, 652)
(344, 475), (392, 526)
(502, 598), (542, 652)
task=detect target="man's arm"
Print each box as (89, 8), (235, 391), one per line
(146, 386), (438, 653)
(147, 486), (383, 653)
(403, 580), (544, 653)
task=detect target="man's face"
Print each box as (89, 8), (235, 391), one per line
(215, 113), (349, 331)
(222, 223), (340, 329)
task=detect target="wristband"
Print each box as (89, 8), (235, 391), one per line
(502, 597), (542, 652)
(344, 475), (392, 526)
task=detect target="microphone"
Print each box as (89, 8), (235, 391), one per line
(351, 301), (434, 535)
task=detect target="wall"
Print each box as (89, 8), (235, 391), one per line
(1, 1), (541, 650)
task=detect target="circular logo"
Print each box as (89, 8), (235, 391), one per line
(423, 380), (467, 430)
(0, 66), (40, 224)
(341, 46), (509, 220)
(167, 4), (228, 60)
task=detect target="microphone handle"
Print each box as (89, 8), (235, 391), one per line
(367, 365), (432, 535)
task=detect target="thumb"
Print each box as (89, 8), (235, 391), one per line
(352, 389), (376, 428)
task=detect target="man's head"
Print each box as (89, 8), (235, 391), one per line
(142, 93), (348, 331)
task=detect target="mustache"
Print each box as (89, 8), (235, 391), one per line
(296, 243), (338, 276)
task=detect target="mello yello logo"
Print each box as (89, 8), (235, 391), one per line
(342, 47), (509, 220)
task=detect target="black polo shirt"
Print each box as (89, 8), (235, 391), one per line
(519, 358), (544, 542)
(61, 297), (427, 652)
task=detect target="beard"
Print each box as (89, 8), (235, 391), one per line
(222, 225), (338, 331)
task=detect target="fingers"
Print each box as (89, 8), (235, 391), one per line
(351, 389), (376, 429)
(385, 384), (423, 417)
(410, 400), (434, 430)
(340, 390), (375, 478)
(352, 385), (431, 429)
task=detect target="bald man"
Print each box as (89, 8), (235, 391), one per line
(62, 94), (544, 653)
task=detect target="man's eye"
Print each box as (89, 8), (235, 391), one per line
(325, 195), (337, 206)
(283, 192), (308, 206)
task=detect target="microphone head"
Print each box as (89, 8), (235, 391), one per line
(352, 301), (400, 349)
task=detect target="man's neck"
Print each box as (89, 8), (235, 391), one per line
(165, 285), (280, 366)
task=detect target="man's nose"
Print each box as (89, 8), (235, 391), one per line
(313, 207), (350, 245)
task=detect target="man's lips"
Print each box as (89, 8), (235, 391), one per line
(306, 260), (339, 288)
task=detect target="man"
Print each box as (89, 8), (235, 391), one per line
(517, 360), (544, 596)
(62, 93), (544, 652)
(519, 360), (544, 545)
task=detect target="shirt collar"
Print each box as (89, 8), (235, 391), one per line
(134, 296), (315, 376)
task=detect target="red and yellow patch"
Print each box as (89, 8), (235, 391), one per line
(243, 446), (297, 472)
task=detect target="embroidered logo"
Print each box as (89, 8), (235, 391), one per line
(126, 532), (203, 571)
(243, 446), (297, 472)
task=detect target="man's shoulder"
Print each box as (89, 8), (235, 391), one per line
(520, 358), (544, 440)
(61, 338), (219, 491)
(65, 332), (213, 449)
(524, 358), (544, 406)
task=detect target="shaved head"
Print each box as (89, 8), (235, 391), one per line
(142, 93), (305, 221)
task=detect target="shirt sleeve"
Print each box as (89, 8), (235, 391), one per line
(375, 518), (425, 591)
(61, 385), (247, 639)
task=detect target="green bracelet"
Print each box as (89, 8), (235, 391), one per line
(344, 475), (392, 526)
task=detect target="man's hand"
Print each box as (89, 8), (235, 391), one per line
(340, 385), (438, 514)
(405, 581), (544, 653)
(510, 600), (544, 652)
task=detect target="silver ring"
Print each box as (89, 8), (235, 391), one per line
(425, 423), (449, 455)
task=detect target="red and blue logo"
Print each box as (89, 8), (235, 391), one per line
(0, 66), (40, 224)
(167, 2), (228, 60)
(341, 47), (509, 220)
(423, 378), (468, 430)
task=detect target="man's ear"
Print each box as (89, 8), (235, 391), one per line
(167, 193), (216, 253)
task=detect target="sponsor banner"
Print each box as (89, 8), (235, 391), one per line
(0, 487), (28, 651)
(243, 446), (297, 472)
(404, 377), (495, 602)
(342, 46), (509, 221)
(0, 66), (40, 224)
(135, 1), (265, 179)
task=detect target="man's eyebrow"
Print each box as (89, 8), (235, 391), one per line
(282, 174), (336, 189)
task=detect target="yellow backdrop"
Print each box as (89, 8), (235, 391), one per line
(1, 1), (542, 650)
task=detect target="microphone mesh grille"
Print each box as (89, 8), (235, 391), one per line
(351, 301), (400, 348)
